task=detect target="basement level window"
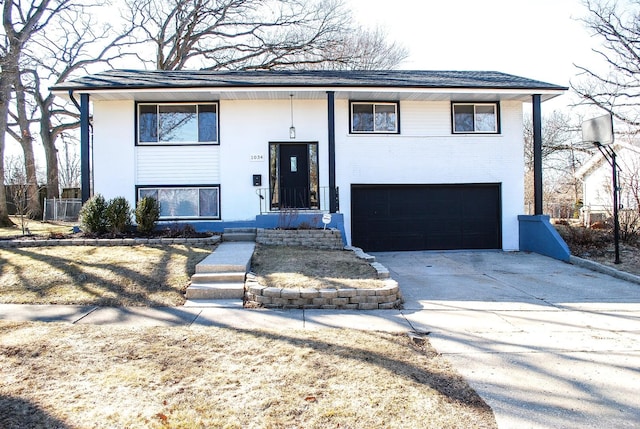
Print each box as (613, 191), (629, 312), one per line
(452, 102), (500, 133)
(138, 186), (220, 219)
(138, 103), (218, 145)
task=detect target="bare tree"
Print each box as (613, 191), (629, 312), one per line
(124, 0), (406, 71)
(57, 132), (80, 191)
(1, 0), (86, 226)
(22, 2), (139, 199)
(572, 0), (640, 129)
(4, 155), (33, 234)
(6, 70), (41, 218)
(523, 110), (594, 216)
(307, 25), (408, 70)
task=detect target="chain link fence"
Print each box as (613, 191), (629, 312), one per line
(43, 198), (82, 222)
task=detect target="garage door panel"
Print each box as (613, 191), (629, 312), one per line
(351, 184), (501, 252)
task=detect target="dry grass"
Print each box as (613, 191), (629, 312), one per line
(251, 245), (385, 290)
(0, 321), (497, 429)
(0, 245), (216, 306)
(0, 217), (71, 238)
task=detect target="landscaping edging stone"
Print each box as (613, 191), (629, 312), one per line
(256, 228), (343, 250)
(244, 245), (403, 309)
(0, 235), (221, 248)
(245, 276), (402, 309)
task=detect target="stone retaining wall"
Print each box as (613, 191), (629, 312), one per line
(0, 236), (221, 248)
(245, 275), (402, 310)
(256, 228), (343, 250)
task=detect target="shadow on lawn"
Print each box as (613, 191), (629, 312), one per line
(228, 325), (494, 415)
(0, 394), (70, 429)
(1, 245), (213, 306)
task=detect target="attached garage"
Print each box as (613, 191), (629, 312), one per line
(351, 184), (502, 252)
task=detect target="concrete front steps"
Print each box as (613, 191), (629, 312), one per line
(185, 241), (256, 300)
(222, 227), (257, 242)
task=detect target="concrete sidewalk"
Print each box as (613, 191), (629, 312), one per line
(0, 302), (415, 331)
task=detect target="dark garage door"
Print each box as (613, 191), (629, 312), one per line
(351, 184), (502, 252)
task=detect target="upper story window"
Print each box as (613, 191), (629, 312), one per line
(350, 101), (399, 134)
(138, 103), (218, 145)
(452, 102), (499, 133)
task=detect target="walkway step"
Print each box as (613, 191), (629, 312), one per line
(223, 228), (257, 242)
(185, 283), (245, 299)
(223, 232), (256, 242)
(195, 242), (255, 273)
(224, 228), (257, 234)
(186, 242), (256, 300)
(191, 272), (246, 283)
(183, 299), (244, 308)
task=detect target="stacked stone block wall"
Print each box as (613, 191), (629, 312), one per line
(0, 236), (220, 248)
(256, 228), (343, 250)
(245, 275), (402, 310)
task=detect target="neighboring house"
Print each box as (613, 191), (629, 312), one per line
(51, 70), (565, 252)
(575, 141), (640, 225)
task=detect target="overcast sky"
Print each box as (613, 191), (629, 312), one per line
(347, 0), (601, 110)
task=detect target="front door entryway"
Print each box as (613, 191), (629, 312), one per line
(279, 144), (309, 208)
(269, 142), (319, 210)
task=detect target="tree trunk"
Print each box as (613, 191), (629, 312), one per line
(0, 63), (15, 226)
(15, 76), (42, 218)
(19, 139), (42, 218)
(40, 114), (60, 199)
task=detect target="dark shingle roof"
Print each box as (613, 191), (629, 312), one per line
(51, 69), (567, 92)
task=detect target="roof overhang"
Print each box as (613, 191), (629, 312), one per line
(53, 86), (564, 103)
(51, 69), (567, 104)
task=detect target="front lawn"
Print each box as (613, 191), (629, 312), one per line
(0, 216), (72, 238)
(251, 244), (385, 290)
(0, 244), (216, 306)
(0, 321), (497, 428)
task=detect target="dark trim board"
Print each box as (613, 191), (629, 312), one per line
(351, 183), (502, 252)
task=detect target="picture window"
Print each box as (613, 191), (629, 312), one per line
(138, 103), (218, 144)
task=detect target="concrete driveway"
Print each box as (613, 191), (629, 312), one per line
(374, 251), (640, 429)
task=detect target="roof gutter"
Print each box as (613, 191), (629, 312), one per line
(68, 89), (82, 111)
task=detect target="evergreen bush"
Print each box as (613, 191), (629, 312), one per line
(79, 194), (108, 234)
(135, 197), (160, 234)
(106, 197), (132, 234)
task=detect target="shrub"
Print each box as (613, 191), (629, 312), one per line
(616, 209), (640, 243)
(79, 194), (108, 234)
(106, 197), (132, 234)
(163, 223), (198, 238)
(135, 197), (160, 234)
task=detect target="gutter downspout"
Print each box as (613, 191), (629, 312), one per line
(69, 90), (91, 203)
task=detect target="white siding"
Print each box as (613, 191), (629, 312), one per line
(335, 99), (524, 251)
(92, 100), (136, 204)
(136, 146), (220, 184)
(218, 99), (328, 221)
(399, 100), (451, 136)
(91, 96), (526, 250)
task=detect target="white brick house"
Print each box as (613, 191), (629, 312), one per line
(52, 70), (565, 252)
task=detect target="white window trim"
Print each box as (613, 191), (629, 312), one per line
(137, 102), (219, 145)
(350, 101), (399, 134)
(137, 185), (220, 219)
(452, 102), (499, 134)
